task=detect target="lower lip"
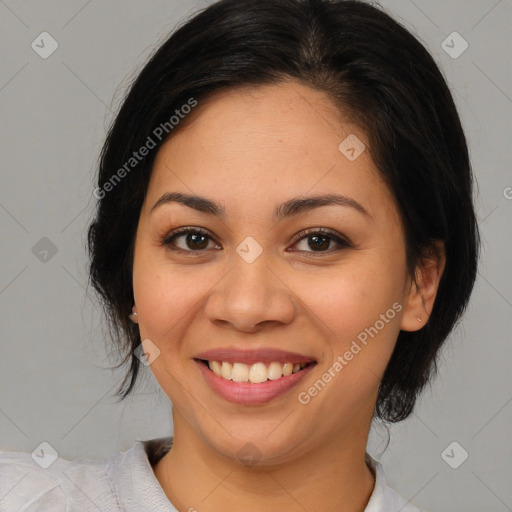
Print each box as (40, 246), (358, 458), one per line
(195, 360), (316, 405)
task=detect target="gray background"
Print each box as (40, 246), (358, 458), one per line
(1, 1), (511, 511)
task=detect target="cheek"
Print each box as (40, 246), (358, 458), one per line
(302, 263), (392, 336)
(134, 272), (204, 339)
(295, 255), (404, 376)
(132, 243), (210, 344)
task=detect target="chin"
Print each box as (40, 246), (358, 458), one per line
(197, 420), (312, 468)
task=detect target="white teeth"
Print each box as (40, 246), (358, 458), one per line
(282, 363), (293, 376)
(249, 363), (268, 383)
(221, 361), (233, 380)
(267, 361), (283, 380)
(206, 360), (309, 383)
(209, 360), (222, 376)
(231, 362), (249, 382)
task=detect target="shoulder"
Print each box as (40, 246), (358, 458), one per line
(0, 445), (123, 511)
(365, 454), (427, 512)
(0, 438), (174, 512)
(0, 449), (67, 510)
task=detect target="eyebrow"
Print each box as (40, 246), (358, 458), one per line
(150, 191), (372, 222)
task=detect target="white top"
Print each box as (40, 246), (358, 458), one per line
(0, 437), (425, 511)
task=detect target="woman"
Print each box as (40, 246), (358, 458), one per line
(0, 0), (479, 510)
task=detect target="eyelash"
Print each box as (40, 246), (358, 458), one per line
(160, 226), (352, 256)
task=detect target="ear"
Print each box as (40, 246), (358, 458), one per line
(400, 241), (446, 332)
(129, 304), (139, 324)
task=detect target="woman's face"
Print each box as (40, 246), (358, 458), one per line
(132, 81), (421, 463)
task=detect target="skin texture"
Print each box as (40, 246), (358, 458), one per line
(131, 81), (445, 511)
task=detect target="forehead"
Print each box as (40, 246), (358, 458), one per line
(146, 81), (398, 225)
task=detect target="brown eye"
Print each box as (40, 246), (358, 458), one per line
(290, 228), (352, 254)
(182, 232), (209, 250)
(161, 227), (220, 252)
(161, 226), (351, 256)
(304, 234), (331, 251)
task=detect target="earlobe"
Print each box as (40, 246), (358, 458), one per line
(400, 241), (446, 332)
(129, 305), (139, 324)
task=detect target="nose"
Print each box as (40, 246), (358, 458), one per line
(204, 252), (297, 333)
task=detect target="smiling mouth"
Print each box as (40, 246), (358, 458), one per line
(196, 359), (317, 384)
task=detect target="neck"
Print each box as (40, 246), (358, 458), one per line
(153, 411), (376, 512)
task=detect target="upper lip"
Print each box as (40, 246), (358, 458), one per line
(194, 348), (316, 365)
